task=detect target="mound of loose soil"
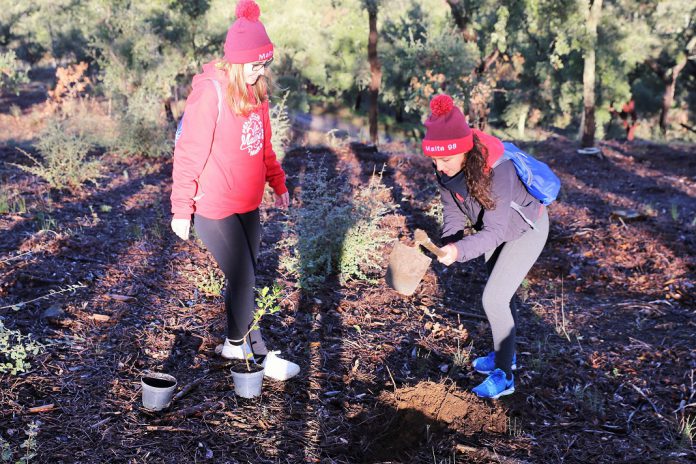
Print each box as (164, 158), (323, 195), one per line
(352, 381), (507, 461)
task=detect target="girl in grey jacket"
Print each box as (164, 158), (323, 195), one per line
(422, 94), (549, 399)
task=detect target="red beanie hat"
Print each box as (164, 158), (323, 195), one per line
(224, 0), (274, 64)
(422, 94), (473, 157)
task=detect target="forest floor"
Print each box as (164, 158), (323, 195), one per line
(1, 88), (695, 463)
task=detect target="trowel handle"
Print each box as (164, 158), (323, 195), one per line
(414, 229), (448, 258)
(421, 239), (448, 259)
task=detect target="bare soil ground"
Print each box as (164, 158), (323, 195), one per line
(1, 90), (695, 463)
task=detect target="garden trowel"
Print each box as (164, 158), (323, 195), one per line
(385, 229), (447, 296)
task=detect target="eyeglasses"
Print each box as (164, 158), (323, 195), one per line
(251, 57), (273, 72)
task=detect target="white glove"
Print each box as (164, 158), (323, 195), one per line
(274, 191), (290, 209)
(171, 218), (191, 240)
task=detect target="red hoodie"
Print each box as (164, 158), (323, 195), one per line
(171, 60), (287, 220)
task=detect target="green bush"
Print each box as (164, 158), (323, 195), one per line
(282, 159), (353, 289)
(0, 420), (39, 464)
(9, 120), (101, 191)
(338, 168), (398, 284)
(270, 91), (292, 161)
(0, 320), (43, 376)
(0, 51), (28, 95)
(110, 115), (172, 159)
(282, 159), (397, 289)
(502, 102), (531, 138)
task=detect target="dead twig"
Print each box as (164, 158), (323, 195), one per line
(385, 364), (397, 393)
(628, 382), (667, 421)
(0, 282), (87, 310)
(455, 443), (531, 464)
(90, 417), (111, 429)
(17, 272), (64, 285)
(160, 400), (224, 421)
(443, 308), (487, 320)
(0, 251), (32, 264)
(169, 375), (207, 406)
(28, 403), (55, 414)
(145, 425), (190, 432)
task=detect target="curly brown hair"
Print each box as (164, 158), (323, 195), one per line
(463, 132), (495, 209)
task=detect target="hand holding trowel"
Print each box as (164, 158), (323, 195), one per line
(385, 229), (447, 296)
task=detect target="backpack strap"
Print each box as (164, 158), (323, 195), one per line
(191, 79), (223, 202)
(490, 151), (538, 230)
(208, 79), (223, 124)
(491, 156), (506, 169)
(510, 201), (537, 230)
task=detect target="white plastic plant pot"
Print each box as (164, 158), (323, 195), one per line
(141, 372), (177, 411)
(577, 147), (602, 157)
(230, 363), (265, 398)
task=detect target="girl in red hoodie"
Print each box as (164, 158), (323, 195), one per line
(170, 0), (299, 381)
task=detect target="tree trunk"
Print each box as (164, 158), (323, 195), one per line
(659, 36), (695, 134)
(367, 4), (381, 145)
(164, 99), (175, 127)
(581, 0), (603, 148)
(446, 0), (477, 42)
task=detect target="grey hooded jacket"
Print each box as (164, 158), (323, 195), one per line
(439, 159), (544, 262)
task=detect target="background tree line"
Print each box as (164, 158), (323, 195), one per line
(1, 0), (694, 154)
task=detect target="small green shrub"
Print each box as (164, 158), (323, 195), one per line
(191, 268), (225, 297)
(338, 168), (398, 284)
(270, 91), (292, 161)
(0, 190), (8, 215)
(423, 195), (443, 226)
(9, 104), (22, 120)
(282, 160), (397, 288)
(34, 212), (58, 233)
(9, 121), (100, 191)
(236, 284), (283, 371)
(0, 420), (39, 464)
(671, 202), (680, 222)
(0, 51), (28, 96)
(679, 415), (695, 449)
(0, 321), (43, 375)
(111, 115), (171, 159)
(452, 340), (473, 369)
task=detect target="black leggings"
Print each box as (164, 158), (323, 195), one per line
(193, 210), (261, 342)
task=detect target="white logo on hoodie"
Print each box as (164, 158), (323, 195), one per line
(240, 113), (263, 156)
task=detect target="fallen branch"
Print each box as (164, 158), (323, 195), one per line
(28, 403), (55, 414)
(0, 251), (32, 264)
(67, 255), (107, 265)
(17, 272), (64, 285)
(106, 294), (136, 302)
(90, 417), (111, 429)
(680, 123), (696, 134)
(0, 282), (87, 310)
(145, 425), (190, 432)
(160, 400), (224, 420)
(455, 444), (531, 464)
(628, 382), (666, 421)
(169, 376), (207, 406)
(443, 308), (487, 320)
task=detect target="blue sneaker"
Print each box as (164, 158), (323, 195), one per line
(472, 351), (517, 375)
(472, 368), (515, 399)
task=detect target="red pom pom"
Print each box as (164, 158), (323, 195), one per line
(430, 94), (454, 117)
(236, 0), (260, 21)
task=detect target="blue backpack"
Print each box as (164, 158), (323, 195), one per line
(492, 142), (561, 206)
(174, 78), (223, 147)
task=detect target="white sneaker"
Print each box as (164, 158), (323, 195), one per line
(219, 339), (252, 360)
(262, 351), (300, 381)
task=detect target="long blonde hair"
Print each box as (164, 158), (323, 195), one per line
(216, 60), (271, 116)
